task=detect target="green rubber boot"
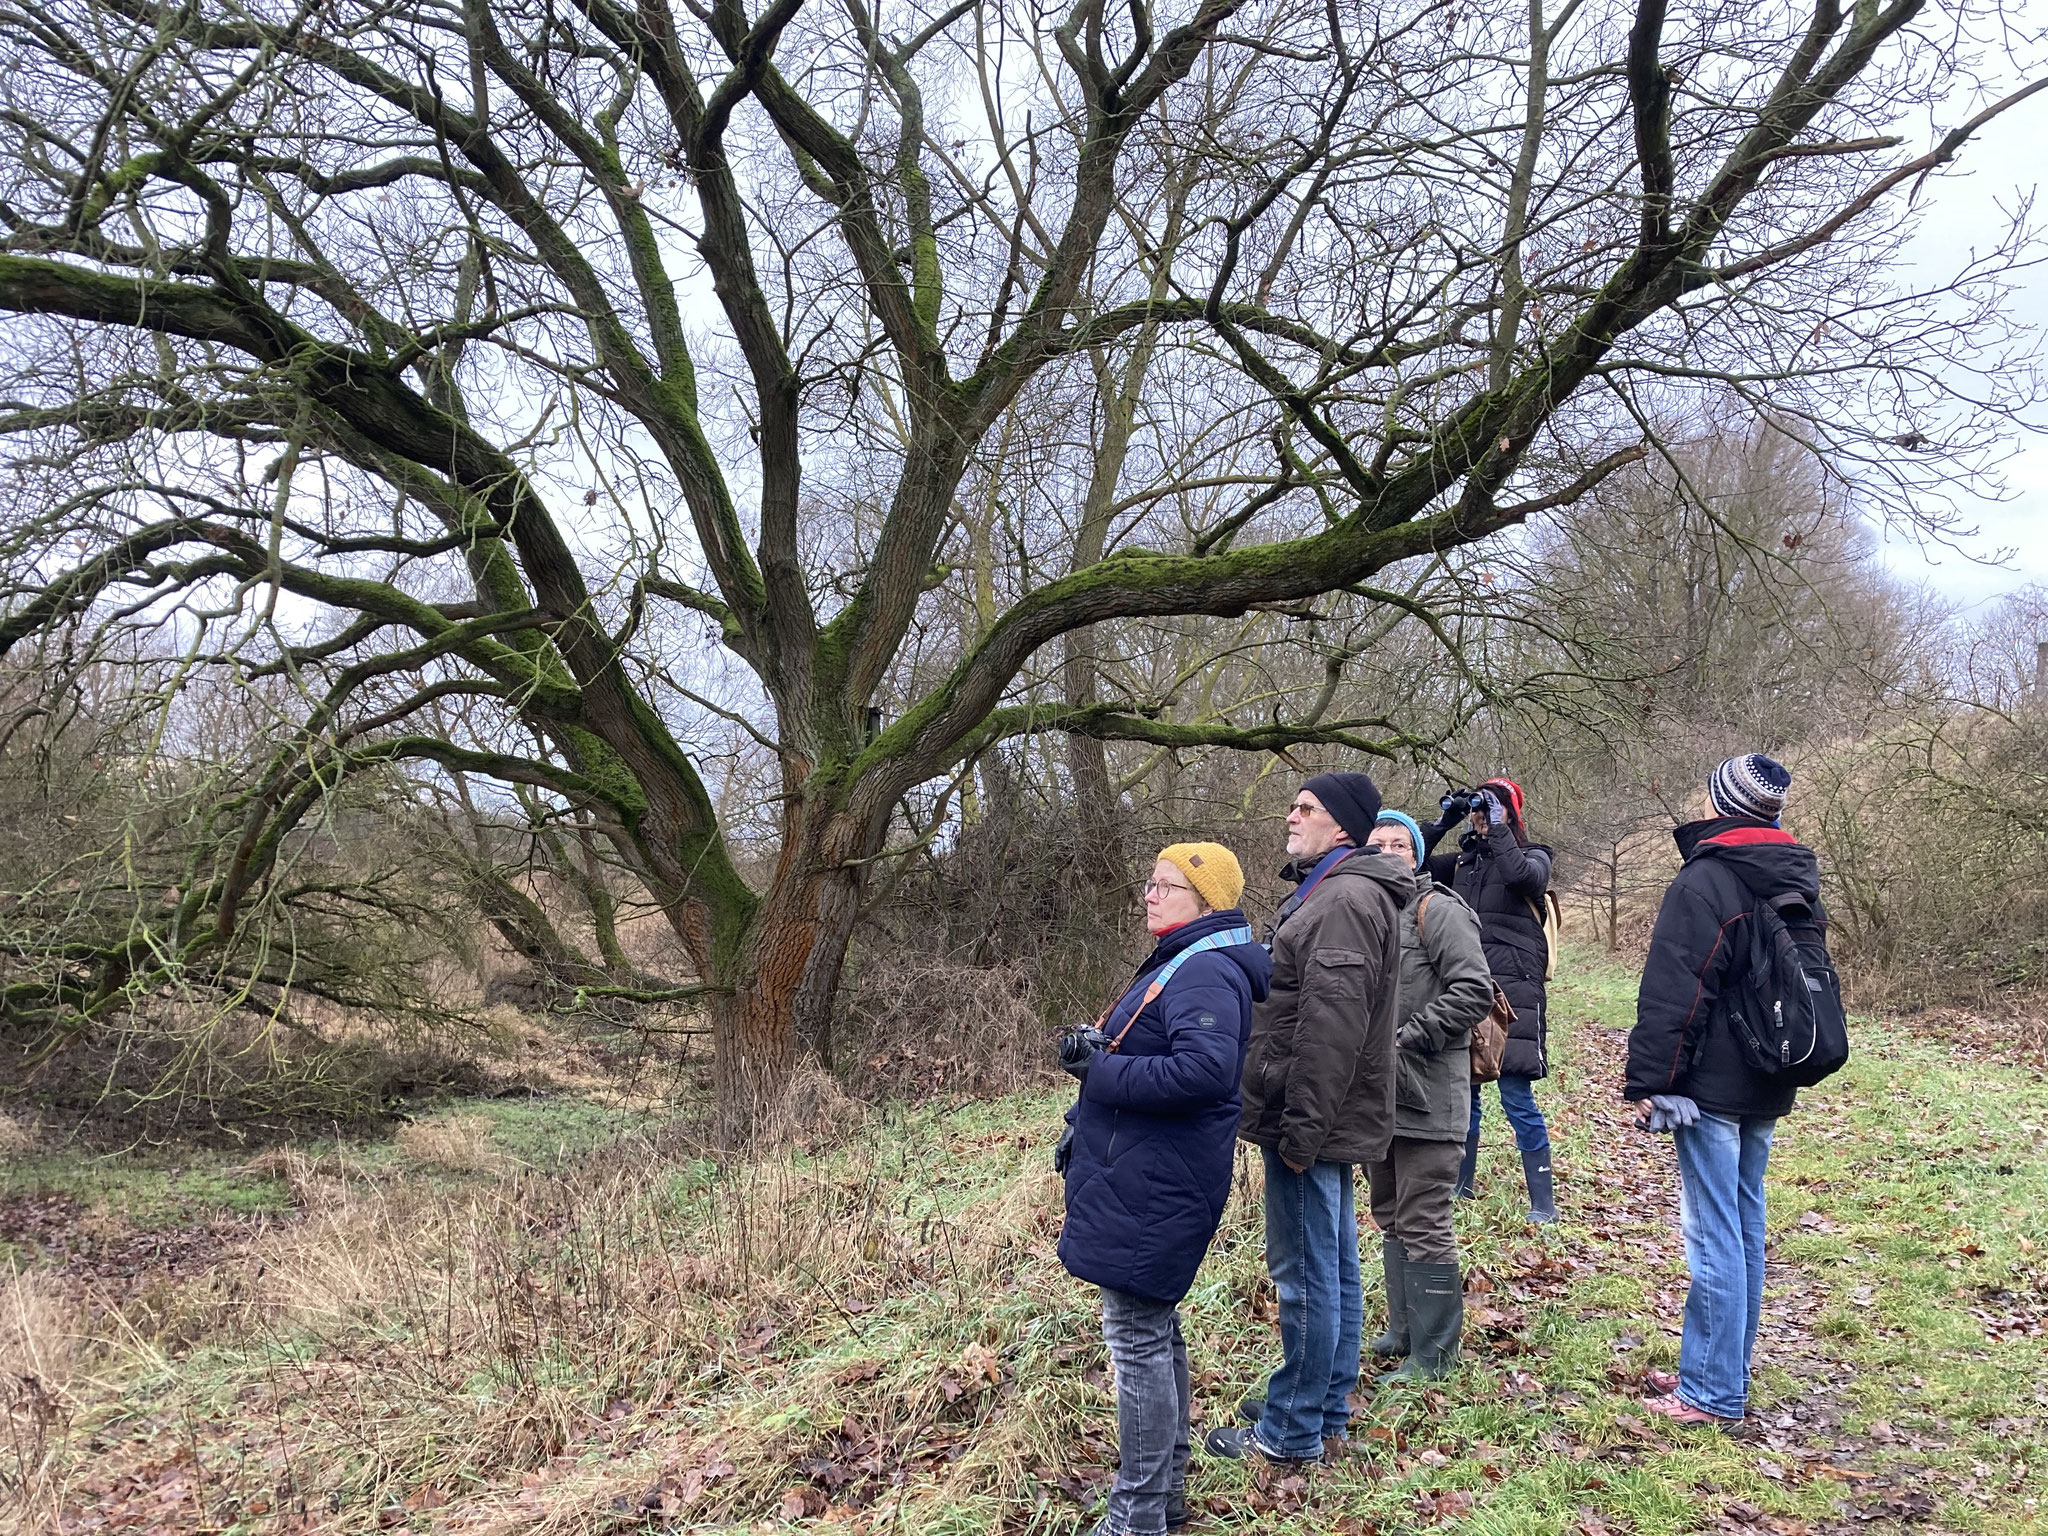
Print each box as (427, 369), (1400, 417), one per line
(1383, 1262), (1463, 1382)
(1368, 1237), (1410, 1358)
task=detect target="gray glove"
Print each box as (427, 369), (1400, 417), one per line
(1639, 1094), (1701, 1133)
(1397, 1020), (1429, 1053)
(1480, 789), (1507, 826)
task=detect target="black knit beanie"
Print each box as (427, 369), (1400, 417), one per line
(1301, 772), (1383, 849)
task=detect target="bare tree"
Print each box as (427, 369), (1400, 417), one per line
(0, 0), (2040, 1131)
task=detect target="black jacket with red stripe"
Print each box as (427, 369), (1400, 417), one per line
(1625, 817), (1824, 1118)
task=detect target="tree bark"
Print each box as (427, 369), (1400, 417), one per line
(698, 794), (873, 1142)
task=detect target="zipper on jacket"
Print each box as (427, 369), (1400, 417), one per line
(1106, 1111), (1121, 1163)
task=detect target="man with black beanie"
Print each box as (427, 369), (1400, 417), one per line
(1207, 772), (1417, 1466)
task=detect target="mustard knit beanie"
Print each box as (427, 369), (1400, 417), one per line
(1156, 842), (1246, 912)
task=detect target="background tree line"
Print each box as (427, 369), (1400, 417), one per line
(1, 0), (2044, 1135)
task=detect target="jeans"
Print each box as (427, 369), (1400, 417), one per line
(1256, 1149), (1360, 1457)
(1672, 1112), (1776, 1419)
(1468, 1075), (1551, 1153)
(1099, 1287), (1190, 1535)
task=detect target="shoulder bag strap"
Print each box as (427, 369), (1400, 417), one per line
(1102, 927), (1256, 1052)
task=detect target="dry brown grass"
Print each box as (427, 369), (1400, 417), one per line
(0, 1113), (36, 1158)
(0, 1271), (80, 1400)
(393, 1113), (514, 1175)
(0, 1270), (84, 1530)
(18, 1095), (1087, 1532)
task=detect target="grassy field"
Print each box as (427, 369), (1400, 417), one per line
(2, 949), (2044, 1534)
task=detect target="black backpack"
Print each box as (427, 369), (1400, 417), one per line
(1724, 884), (1850, 1087)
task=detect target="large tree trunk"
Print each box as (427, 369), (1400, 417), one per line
(700, 798), (872, 1144)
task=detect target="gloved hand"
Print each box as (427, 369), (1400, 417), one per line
(1058, 1026), (1109, 1082)
(1397, 1020), (1429, 1053)
(1479, 789), (1507, 827)
(1636, 1094), (1701, 1133)
(1053, 1123), (1075, 1174)
(1439, 788), (1476, 821)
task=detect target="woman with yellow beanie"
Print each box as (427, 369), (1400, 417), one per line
(1056, 842), (1272, 1536)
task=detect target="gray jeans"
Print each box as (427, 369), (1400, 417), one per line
(1098, 1287), (1190, 1536)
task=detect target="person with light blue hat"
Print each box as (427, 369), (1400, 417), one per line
(1357, 808), (1493, 1379)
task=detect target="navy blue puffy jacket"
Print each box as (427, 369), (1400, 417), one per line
(1057, 910), (1273, 1303)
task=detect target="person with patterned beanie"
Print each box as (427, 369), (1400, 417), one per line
(1625, 753), (1819, 1427)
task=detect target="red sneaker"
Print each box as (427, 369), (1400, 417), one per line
(1641, 1392), (1739, 1427)
(1645, 1369), (1679, 1394)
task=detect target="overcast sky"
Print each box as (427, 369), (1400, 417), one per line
(1881, 62), (2048, 613)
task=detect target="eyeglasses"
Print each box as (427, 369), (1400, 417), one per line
(1143, 879), (1196, 897)
(1287, 801), (1326, 818)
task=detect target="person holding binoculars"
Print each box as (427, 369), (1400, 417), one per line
(1420, 778), (1559, 1223)
(1055, 843), (1269, 1536)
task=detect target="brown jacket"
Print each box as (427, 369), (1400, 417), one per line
(1239, 849), (1414, 1168)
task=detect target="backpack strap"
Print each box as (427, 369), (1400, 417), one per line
(1101, 927), (1256, 1052)
(1766, 890), (1820, 925)
(1415, 889), (1433, 938)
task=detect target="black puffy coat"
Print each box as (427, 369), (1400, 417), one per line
(1422, 820), (1553, 1080)
(1625, 817), (1822, 1119)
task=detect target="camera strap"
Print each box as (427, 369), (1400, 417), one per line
(1098, 926), (1257, 1052)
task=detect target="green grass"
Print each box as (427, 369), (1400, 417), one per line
(11, 950), (2048, 1534)
(0, 1146), (294, 1226)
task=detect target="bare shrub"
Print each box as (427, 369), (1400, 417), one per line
(837, 956), (1054, 1100)
(1796, 717), (2048, 1008)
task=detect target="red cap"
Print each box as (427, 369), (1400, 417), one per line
(1481, 777), (1526, 822)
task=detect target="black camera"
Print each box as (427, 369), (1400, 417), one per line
(1058, 1025), (1109, 1080)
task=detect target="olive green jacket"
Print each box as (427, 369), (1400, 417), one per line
(1391, 882), (1494, 1141)
(1239, 851), (1414, 1169)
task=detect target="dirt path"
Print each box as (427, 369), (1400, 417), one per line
(1559, 1020), (1958, 1533)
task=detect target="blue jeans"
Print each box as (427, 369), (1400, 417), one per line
(1098, 1288), (1189, 1535)
(1672, 1113), (1776, 1419)
(1256, 1149), (1360, 1457)
(1468, 1075), (1550, 1153)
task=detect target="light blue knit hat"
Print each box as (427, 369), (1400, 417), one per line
(1373, 809), (1426, 869)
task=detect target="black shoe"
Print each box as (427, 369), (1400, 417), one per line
(1167, 1489), (1190, 1530)
(1201, 1425), (1321, 1466)
(1369, 1236), (1410, 1356)
(1237, 1394), (1263, 1425)
(1380, 1262), (1464, 1382)
(1521, 1147), (1557, 1223)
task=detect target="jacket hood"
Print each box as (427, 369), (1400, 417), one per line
(1675, 816), (1820, 900)
(1138, 907), (1273, 1002)
(1326, 846), (1418, 907)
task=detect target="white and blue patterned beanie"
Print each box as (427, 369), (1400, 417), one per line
(1709, 753), (1791, 824)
